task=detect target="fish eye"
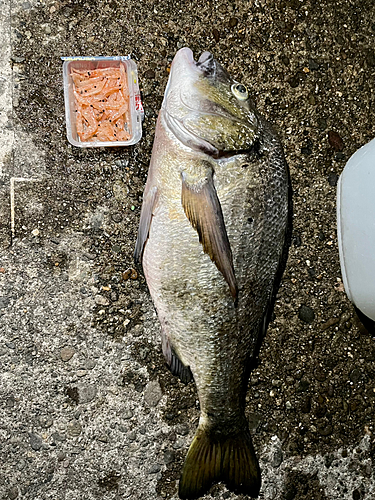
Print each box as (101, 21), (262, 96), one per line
(231, 83), (249, 101)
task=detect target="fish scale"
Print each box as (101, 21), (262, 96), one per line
(135, 47), (291, 499)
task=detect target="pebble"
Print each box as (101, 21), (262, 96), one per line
(328, 130), (344, 151)
(335, 152), (345, 161)
(40, 416), (53, 428)
(212, 28), (220, 42)
(122, 268), (138, 280)
(288, 72), (306, 88)
(176, 423), (189, 436)
(163, 449), (175, 464)
(144, 69), (155, 79)
(78, 384), (97, 403)
(29, 433), (43, 451)
(300, 395), (311, 413)
(67, 421), (82, 438)
(17, 459), (26, 470)
(128, 431), (136, 441)
(317, 117), (327, 130)
(149, 463), (161, 474)
(308, 58), (320, 70)
(228, 17), (238, 27)
(308, 95), (316, 105)
(315, 404), (327, 418)
(123, 409), (134, 419)
(111, 212), (123, 223)
(144, 380), (163, 407)
(328, 172), (339, 187)
(95, 295), (110, 306)
(11, 56), (25, 63)
(85, 359), (96, 370)
(296, 379), (310, 393)
(57, 451), (66, 461)
(7, 487), (18, 500)
(51, 432), (66, 443)
(314, 367), (326, 382)
(293, 234), (302, 247)
(172, 438), (185, 449)
(248, 412), (262, 431)
(271, 448), (283, 468)
(350, 368), (361, 384)
(76, 369), (87, 377)
(60, 347), (75, 362)
(298, 305), (315, 323)
(0, 296), (10, 309)
(317, 423), (333, 436)
(352, 490), (361, 500)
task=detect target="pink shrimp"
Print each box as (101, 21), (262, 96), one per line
(71, 62), (131, 142)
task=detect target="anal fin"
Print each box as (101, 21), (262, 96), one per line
(169, 348), (193, 384)
(161, 332), (193, 384)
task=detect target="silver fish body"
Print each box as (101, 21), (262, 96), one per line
(135, 48), (291, 499)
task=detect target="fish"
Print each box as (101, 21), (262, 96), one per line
(135, 47), (292, 499)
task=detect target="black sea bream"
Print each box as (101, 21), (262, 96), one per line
(135, 47), (291, 499)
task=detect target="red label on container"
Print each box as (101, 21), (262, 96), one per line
(135, 93), (144, 114)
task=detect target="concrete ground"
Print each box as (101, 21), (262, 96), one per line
(1, 0), (375, 499)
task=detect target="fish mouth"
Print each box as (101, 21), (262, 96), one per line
(196, 51), (216, 77)
(171, 47), (217, 77)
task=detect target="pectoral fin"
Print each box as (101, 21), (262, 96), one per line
(181, 170), (237, 299)
(134, 186), (158, 264)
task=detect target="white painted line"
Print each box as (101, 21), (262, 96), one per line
(10, 177), (39, 240)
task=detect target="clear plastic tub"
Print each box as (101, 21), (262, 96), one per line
(62, 56), (144, 147)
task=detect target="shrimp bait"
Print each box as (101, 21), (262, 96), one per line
(71, 63), (131, 142)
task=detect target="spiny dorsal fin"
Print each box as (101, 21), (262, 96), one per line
(181, 169), (237, 299)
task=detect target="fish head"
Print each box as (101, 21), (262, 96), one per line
(162, 47), (259, 157)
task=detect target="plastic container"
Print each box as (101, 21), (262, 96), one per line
(62, 56), (144, 147)
(337, 137), (375, 321)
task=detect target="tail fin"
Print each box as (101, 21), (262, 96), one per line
(178, 426), (261, 499)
